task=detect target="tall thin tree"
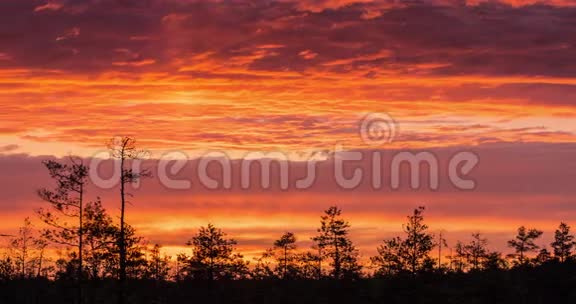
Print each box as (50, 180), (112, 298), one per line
(107, 136), (149, 303)
(272, 232), (297, 279)
(403, 206), (435, 275)
(37, 157), (88, 302)
(437, 231), (448, 271)
(11, 218), (34, 278)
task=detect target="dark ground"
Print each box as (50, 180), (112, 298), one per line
(2, 264), (576, 304)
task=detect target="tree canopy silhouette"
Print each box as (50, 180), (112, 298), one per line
(178, 224), (248, 280)
(313, 206), (361, 279)
(507, 226), (543, 266)
(371, 206), (435, 276)
(551, 222), (575, 263)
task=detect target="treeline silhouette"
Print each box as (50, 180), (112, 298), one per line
(1, 137), (575, 304)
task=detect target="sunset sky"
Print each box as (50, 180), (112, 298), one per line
(1, 0), (576, 260)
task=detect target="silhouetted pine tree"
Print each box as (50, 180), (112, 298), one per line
(107, 136), (150, 303)
(37, 158), (88, 284)
(82, 199), (118, 280)
(179, 224), (248, 280)
(507, 226), (543, 267)
(453, 233), (489, 271)
(372, 207), (435, 276)
(313, 206), (361, 279)
(144, 244), (171, 281)
(0, 256), (15, 281)
(10, 218), (45, 278)
(273, 232), (297, 279)
(551, 222), (575, 262)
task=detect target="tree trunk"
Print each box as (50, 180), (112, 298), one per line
(118, 152), (126, 304)
(283, 246), (287, 279)
(78, 186), (84, 304)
